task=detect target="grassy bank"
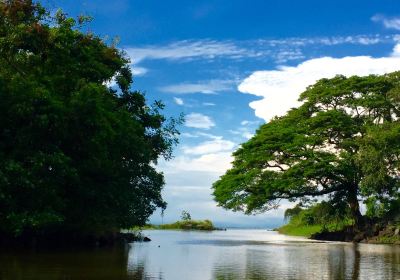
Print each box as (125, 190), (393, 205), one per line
(278, 223), (323, 237)
(364, 225), (400, 245)
(136, 220), (217, 231)
(277, 203), (353, 238)
(278, 215), (400, 244)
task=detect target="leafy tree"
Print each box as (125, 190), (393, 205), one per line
(0, 0), (180, 237)
(180, 210), (191, 221)
(213, 73), (400, 229)
(284, 204), (302, 221)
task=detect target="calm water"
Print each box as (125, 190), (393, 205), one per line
(0, 229), (399, 280)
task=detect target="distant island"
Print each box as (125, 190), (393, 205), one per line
(134, 211), (220, 231)
(139, 219), (217, 231)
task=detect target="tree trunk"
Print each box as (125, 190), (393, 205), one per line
(348, 188), (363, 230)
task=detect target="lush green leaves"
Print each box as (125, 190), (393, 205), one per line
(213, 73), (400, 226)
(0, 1), (180, 236)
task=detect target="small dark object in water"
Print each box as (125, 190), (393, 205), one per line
(143, 236), (151, 242)
(158, 245), (160, 247)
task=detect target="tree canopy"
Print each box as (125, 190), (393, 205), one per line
(213, 72), (400, 228)
(0, 0), (180, 237)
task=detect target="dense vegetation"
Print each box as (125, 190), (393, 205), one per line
(0, 0), (180, 243)
(137, 212), (216, 231)
(141, 220), (216, 231)
(213, 72), (400, 234)
(278, 202), (353, 237)
(279, 201), (400, 243)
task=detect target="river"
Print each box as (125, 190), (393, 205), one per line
(0, 229), (399, 279)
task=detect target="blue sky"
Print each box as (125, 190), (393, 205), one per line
(41, 0), (400, 228)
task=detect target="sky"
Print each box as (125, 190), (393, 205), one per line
(41, 0), (400, 228)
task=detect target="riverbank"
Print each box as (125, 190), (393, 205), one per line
(0, 230), (151, 249)
(278, 223), (400, 244)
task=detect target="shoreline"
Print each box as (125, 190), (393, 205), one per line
(277, 224), (400, 245)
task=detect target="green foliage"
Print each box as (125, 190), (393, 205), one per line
(284, 205), (302, 221)
(158, 220), (215, 231)
(136, 220), (215, 231)
(365, 196), (400, 220)
(279, 202), (353, 237)
(0, 1), (180, 237)
(278, 223), (323, 237)
(180, 210), (191, 221)
(213, 72), (400, 228)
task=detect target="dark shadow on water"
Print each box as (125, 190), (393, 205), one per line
(0, 245), (146, 280)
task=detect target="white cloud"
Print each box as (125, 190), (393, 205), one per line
(203, 102), (216, 106)
(153, 150), (295, 227)
(185, 113), (215, 129)
(239, 43), (400, 121)
(372, 14), (400, 30)
(160, 152), (233, 173)
(180, 132), (224, 140)
(240, 120), (260, 126)
(274, 49), (305, 64)
(182, 139), (236, 155)
(181, 132), (199, 138)
(131, 66), (148, 76)
(259, 35), (392, 47)
(123, 35), (394, 69)
(229, 129), (254, 140)
(125, 40), (253, 64)
(173, 97), (184, 105)
(159, 79), (235, 94)
(392, 44), (400, 57)
(196, 132), (222, 140)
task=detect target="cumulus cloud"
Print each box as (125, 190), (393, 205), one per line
(239, 43), (400, 121)
(372, 14), (400, 30)
(159, 79), (235, 94)
(185, 113), (215, 129)
(173, 97), (184, 105)
(182, 139), (236, 155)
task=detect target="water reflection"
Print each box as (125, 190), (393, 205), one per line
(0, 230), (399, 280)
(128, 230), (400, 280)
(0, 246), (137, 280)
(211, 239), (399, 280)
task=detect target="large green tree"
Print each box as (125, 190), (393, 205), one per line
(0, 0), (180, 237)
(213, 73), (400, 228)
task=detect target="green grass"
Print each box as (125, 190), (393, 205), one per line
(278, 223), (323, 237)
(278, 214), (353, 238)
(133, 219), (216, 231)
(375, 235), (400, 244)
